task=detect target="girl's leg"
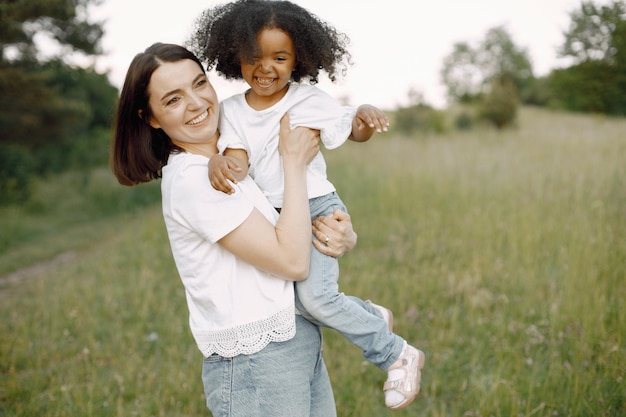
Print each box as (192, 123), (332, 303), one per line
(296, 192), (405, 370)
(296, 245), (404, 369)
(299, 192), (426, 410)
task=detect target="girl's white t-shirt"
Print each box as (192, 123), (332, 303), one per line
(161, 152), (296, 358)
(218, 83), (356, 208)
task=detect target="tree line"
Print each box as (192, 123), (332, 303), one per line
(0, 0), (117, 204)
(1, 0), (625, 205)
(395, 0), (626, 134)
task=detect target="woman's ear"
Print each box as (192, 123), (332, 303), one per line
(138, 109), (160, 129)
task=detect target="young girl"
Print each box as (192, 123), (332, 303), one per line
(189, 1), (425, 410)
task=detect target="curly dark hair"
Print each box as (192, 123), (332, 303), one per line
(187, 0), (352, 84)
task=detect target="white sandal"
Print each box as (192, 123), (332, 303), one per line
(383, 343), (425, 411)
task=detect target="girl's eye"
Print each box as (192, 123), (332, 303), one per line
(196, 78), (207, 88)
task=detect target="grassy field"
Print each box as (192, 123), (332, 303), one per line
(1, 107), (625, 416)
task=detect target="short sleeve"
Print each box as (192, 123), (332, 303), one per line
(166, 156), (254, 243)
(218, 103), (249, 155)
(287, 85), (356, 150)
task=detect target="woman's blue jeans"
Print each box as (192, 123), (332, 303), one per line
(201, 314), (336, 417)
(295, 192), (404, 370)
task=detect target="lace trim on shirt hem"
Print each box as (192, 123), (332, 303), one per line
(196, 306), (296, 358)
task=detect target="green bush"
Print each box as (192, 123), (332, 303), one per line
(392, 104), (447, 136)
(478, 77), (519, 129)
(0, 145), (35, 205)
(548, 61), (626, 115)
(454, 112), (474, 130)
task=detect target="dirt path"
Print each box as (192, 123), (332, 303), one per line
(0, 251), (76, 298)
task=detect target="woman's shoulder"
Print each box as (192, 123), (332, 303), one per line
(165, 152), (209, 171)
(164, 153), (260, 201)
(162, 153), (214, 190)
(161, 154), (259, 231)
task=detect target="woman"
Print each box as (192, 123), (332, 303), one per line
(110, 43), (356, 416)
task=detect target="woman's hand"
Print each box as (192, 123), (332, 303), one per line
(278, 113), (320, 166)
(312, 209), (357, 258)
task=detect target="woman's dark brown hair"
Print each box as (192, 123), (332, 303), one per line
(110, 43), (206, 185)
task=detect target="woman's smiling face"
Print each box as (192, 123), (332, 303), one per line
(147, 59), (220, 144)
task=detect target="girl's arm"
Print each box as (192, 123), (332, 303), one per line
(218, 115), (318, 280)
(349, 104), (390, 142)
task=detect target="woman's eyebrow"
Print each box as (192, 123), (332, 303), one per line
(160, 73), (206, 101)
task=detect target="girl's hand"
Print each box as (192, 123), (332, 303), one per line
(355, 104), (389, 133)
(209, 155), (242, 194)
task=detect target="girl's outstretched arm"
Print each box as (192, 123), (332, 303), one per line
(349, 104), (390, 142)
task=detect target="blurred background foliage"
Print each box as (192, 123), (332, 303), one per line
(0, 0), (117, 204)
(0, 0), (625, 206)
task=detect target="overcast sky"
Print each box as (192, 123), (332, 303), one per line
(91, 0), (608, 109)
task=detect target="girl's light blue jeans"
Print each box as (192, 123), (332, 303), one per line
(201, 314), (336, 417)
(295, 192), (404, 370)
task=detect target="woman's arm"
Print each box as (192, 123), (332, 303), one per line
(218, 115), (319, 280)
(312, 209), (357, 257)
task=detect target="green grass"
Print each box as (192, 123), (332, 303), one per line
(0, 168), (161, 276)
(1, 107), (625, 416)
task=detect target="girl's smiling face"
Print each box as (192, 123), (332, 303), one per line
(240, 28), (296, 110)
(147, 59), (220, 145)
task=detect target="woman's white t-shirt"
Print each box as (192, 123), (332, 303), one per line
(161, 152), (296, 358)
